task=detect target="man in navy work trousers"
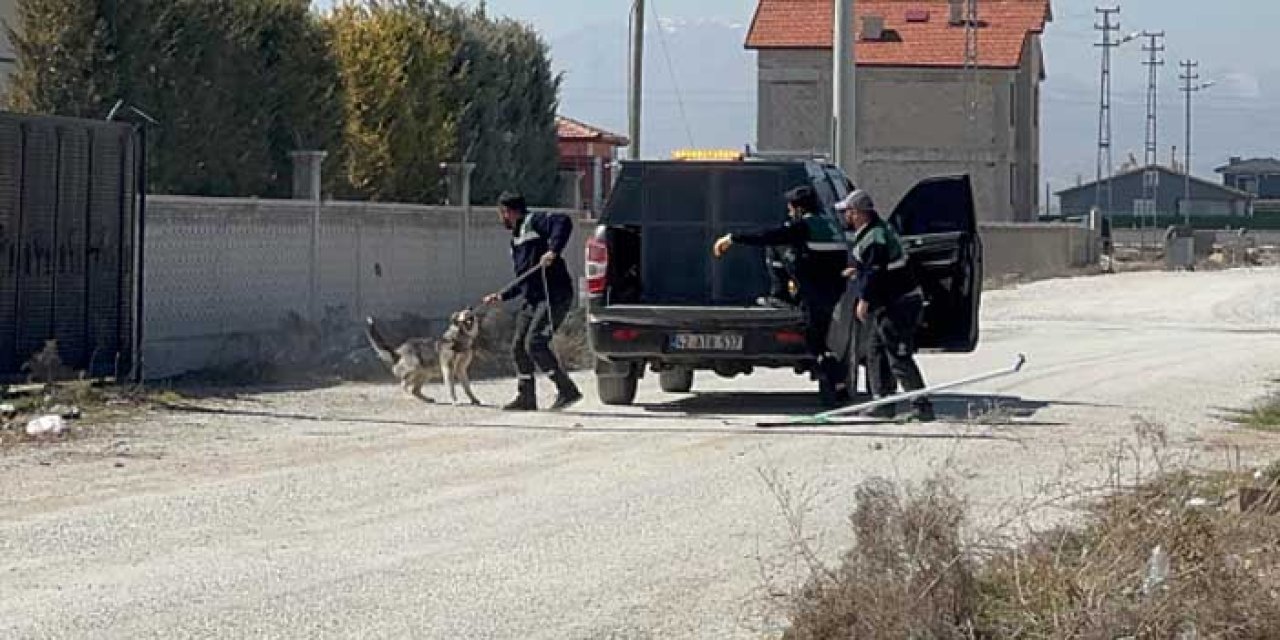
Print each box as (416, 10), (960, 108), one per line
(712, 185), (850, 407)
(836, 189), (935, 422)
(483, 192), (583, 412)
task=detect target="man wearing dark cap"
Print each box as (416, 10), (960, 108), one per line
(712, 185), (850, 406)
(836, 189), (935, 422)
(483, 191), (583, 412)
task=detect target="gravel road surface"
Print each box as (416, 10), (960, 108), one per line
(4, 268), (1280, 639)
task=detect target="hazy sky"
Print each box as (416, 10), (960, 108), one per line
(315, 1), (1280, 188)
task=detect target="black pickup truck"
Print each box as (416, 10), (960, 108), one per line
(584, 157), (983, 406)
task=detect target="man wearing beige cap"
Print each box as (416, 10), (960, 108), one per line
(835, 189), (935, 422)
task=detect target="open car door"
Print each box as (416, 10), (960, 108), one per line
(889, 175), (983, 352)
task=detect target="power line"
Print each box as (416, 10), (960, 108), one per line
(648, 0), (696, 149)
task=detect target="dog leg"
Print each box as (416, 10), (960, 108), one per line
(459, 354), (481, 406)
(407, 377), (434, 404)
(441, 353), (460, 406)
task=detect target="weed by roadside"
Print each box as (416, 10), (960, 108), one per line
(768, 439), (1280, 639)
(1231, 393), (1280, 432)
(1, 381), (161, 448)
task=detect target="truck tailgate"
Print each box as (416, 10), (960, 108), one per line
(589, 305), (805, 329)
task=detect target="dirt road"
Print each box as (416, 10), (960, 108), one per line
(4, 269), (1280, 639)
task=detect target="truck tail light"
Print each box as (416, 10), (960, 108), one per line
(611, 328), (641, 342)
(774, 330), (806, 345)
(586, 236), (609, 295)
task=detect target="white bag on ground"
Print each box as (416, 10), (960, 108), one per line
(26, 415), (68, 436)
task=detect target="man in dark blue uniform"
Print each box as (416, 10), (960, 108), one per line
(837, 189), (935, 422)
(483, 192), (583, 412)
(712, 185), (850, 407)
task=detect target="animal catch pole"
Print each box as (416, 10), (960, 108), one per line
(759, 353), (1029, 427)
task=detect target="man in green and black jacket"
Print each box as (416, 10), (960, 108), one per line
(836, 189), (935, 422)
(713, 185), (849, 407)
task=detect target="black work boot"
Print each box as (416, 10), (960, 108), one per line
(503, 378), (537, 412)
(867, 402), (898, 420)
(908, 400), (937, 423)
(548, 370), (583, 411)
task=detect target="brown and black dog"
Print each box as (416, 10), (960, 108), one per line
(365, 309), (482, 406)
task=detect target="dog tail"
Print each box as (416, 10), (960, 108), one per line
(365, 317), (400, 366)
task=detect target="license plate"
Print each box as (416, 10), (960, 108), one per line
(669, 333), (744, 352)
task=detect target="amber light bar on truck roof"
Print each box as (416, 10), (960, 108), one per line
(671, 149), (744, 161)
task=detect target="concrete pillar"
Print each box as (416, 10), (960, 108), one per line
(439, 162), (477, 308)
(592, 156), (605, 214)
(290, 150), (327, 201)
(290, 150), (328, 324)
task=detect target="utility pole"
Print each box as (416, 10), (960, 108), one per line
(1094, 7), (1136, 219)
(1141, 31), (1164, 233)
(1179, 60), (1213, 226)
(628, 0), (646, 161)
(832, 0), (857, 174)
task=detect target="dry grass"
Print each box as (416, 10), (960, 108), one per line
(773, 457), (1280, 639)
(779, 473), (980, 640)
(1231, 394), (1280, 433)
(977, 471), (1280, 638)
(1, 380), (155, 448)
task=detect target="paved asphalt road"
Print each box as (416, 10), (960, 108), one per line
(4, 268), (1280, 639)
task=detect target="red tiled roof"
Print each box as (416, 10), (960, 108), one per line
(746, 0), (1051, 69)
(556, 116), (629, 146)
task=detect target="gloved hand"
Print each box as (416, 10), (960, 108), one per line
(712, 234), (734, 258)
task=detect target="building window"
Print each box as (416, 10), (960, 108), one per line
(1010, 164), (1017, 208)
(1133, 199), (1156, 216)
(1033, 85), (1039, 127)
(1010, 82), (1017, 128)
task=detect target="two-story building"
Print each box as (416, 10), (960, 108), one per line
(1216, 157), (1280, 200)
(746, 0), (1052, 222)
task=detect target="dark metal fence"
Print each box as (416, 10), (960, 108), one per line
(0, 112), (142, 383)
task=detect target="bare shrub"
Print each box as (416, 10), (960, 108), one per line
(774, 461), (1280, 640)
(21, 340), (77, 387)
(781, 473), (978, 640)
(977, 471), (1280, 638)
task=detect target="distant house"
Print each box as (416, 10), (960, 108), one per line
(1057, 165), (1254, 219)
(745, 0), (1052, 222)
(556, 116), (629, 214)
(1215, 157), (1280, 199)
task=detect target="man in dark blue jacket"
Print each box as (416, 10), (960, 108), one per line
(837, 189), (934, 422)
(483, 192), (582, 411)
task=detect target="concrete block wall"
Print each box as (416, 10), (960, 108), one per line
(142, 196), (588, 379)
(978, 223), (1099, 281)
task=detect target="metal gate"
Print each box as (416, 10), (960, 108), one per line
(0, 112), (142, 383)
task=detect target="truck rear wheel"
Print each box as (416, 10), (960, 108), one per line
(659, 368), (694, 393)
(596, 360), (639, 406)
